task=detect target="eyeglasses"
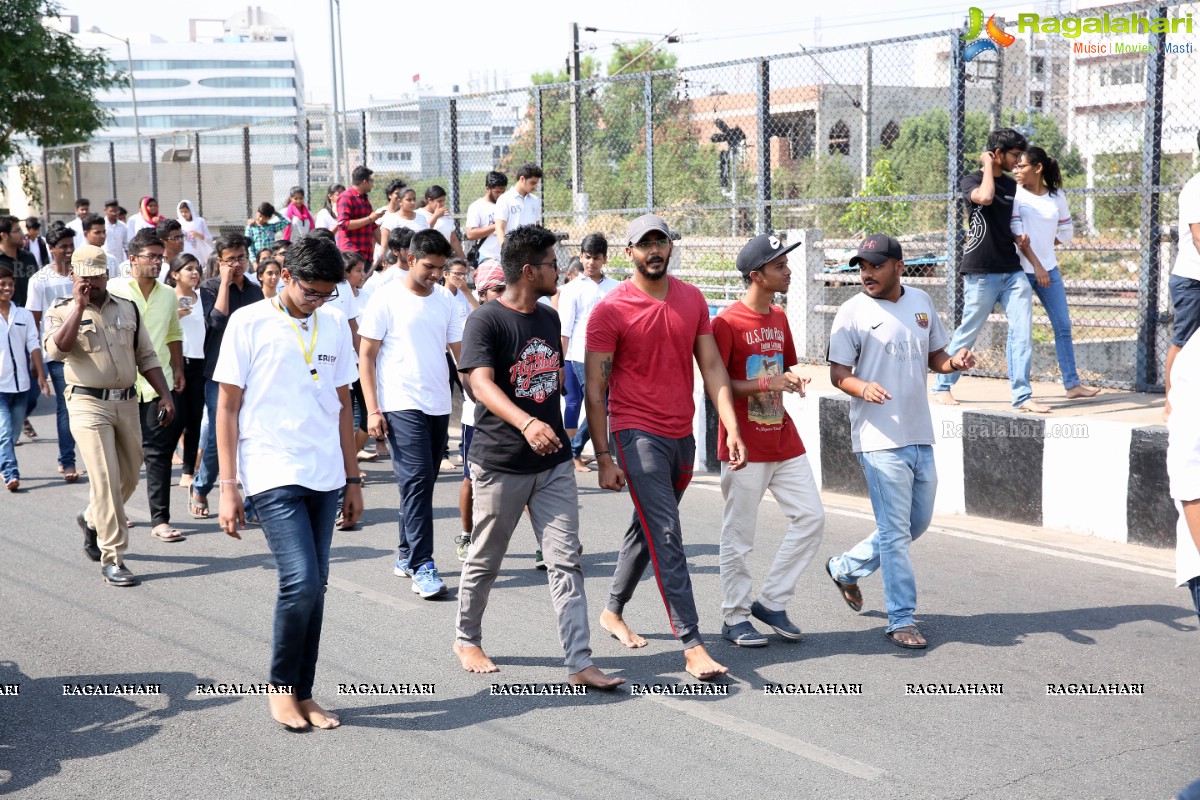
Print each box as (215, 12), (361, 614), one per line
(136, 253), (164, 263)
(221, 255), (250, 266)
(632, 238), (670, 251)
(295, 281), (339, 303)
(166, 235), (185, 242)
(534, 259), (559, 270)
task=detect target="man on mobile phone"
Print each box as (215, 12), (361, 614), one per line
(44, 244), (175, 586)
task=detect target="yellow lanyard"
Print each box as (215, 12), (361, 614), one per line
(275, 299), (320, 383)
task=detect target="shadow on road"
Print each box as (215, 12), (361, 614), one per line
(0, 661), (236, 796)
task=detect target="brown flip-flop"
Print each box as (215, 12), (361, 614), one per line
(826, 558), (863, 612)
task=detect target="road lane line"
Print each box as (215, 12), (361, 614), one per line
(645, 694), (886, 780)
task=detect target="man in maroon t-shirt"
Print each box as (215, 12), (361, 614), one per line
(585, 214), (746, 681)
(712, 234), (824, 648)
(336, 166), (385, 263)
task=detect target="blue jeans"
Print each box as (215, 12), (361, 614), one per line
(193, 380), (220, 499)
(253, 484), (339, 701)
(934, 272), (1033, 407)
(0, 391), (29, 482)
(47, 362), (76, 469)
(385, 410), (449, 568)
(1178, 776), (1200, 800)
(828, 445), (937, 633)
(1026, 270), (1080, 389)
(1188, 576), (1200, 624)
(569, 360), (591, 458)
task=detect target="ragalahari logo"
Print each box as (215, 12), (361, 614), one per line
(962, 7), (1016, 62)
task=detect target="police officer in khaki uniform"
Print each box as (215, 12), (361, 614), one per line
(43, 245), (175, 586)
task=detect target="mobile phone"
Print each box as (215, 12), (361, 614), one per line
(157, 407), (168, 423)
(178, 296), (192, 309)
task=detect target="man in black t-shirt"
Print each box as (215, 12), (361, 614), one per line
(453, 224), (623, 690)
(933, 128), (1049, 413)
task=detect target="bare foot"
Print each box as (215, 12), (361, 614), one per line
(454, 642), (499, 673)
(268, 693), (310, 731)
(568, 665), (626, 691)
(299, 698), (340, 729)
(684, 645), (729, 681)
(599, 609), (647, 648)
(1017, 400), (1051, 414)
(1064, 385), (1100, 399)
(932, 391), (959, 406)
(573, 457), (594, 473)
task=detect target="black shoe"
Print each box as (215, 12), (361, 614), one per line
(101, 564), (138, 587)
(78, 511), (100, 562)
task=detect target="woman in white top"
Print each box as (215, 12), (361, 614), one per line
(415, 185), (464, 259)
(1011, 146), (1099, 399)
(314, 184), (345, 232)
(177, 200), (213, 262)
(165, 253), (208, 487)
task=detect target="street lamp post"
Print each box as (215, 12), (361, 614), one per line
(90, 27), (143, 163)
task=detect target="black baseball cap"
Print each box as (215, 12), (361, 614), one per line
(849, 234), (903, 267)
(736, 233), (801, 277)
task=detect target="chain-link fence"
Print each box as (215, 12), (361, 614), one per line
(35, 0), (1199, 390)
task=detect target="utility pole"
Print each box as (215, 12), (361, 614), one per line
(328, 0), (342, 183)
(568, 22), (585, 225)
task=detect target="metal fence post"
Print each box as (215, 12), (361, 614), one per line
(534, 86), (544, 172)
(305, 117), (312, 204)
(148, 138), (158, 199)
(755, 57), (771, 234)
(860, 46), (872, 185)
(360, 109), (367, 167)
(243, 126), (252, 221)
(194, 132), (203, 217)
(1136, 3), (1168, 391)
(946, 34), (967, 329)
(71, 147), (81, 201)
(41, 149), (51, 222)
(644, 74), (654, 214)
(449, 97), (461, 215)
(108, 142), (117, 200)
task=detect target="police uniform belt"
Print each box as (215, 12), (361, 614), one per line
(69, 385), (138, 401)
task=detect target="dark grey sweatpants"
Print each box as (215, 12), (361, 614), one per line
(606, 429), (703, 648)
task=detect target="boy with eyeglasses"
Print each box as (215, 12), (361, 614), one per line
(215, 234), (360, 731)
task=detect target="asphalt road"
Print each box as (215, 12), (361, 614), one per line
(1, 404), (1197, 800)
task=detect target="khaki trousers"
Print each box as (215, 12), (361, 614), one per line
(67, 392), (143, 567)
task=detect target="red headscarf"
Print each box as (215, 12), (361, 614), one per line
(140, 196), (163, 226)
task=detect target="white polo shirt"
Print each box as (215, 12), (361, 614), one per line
(358, 279), (463, 416)
(213, 299), (357, 496)
(495, 188), (542, 233)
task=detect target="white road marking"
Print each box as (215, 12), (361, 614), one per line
(645, 694), (887, 780)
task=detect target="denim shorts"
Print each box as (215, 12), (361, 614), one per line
(1170, 274), (1200, 347)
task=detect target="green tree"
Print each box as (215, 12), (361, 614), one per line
(1, 1), (122, 204)
(840, 158), (910, 236)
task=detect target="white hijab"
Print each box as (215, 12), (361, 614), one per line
(177, 199), (212, 261)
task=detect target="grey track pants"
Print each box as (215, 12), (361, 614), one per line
(606, 429), (703, 649)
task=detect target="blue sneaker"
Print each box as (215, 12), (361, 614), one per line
(721, 621), (767, 647)
(393, 557), (414, 578)
(411, 562), (447, 599)
(750, 601), (803, 641)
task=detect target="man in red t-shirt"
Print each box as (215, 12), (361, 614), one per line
(585, 214), (747, 681)
(712, 234), (824, 648)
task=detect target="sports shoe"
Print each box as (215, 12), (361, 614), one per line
(721, 621), (767, 647)
(411, 562), (448, 599)
(454, 534), (471, 562)
(393, 557), (414, 578)
(751, 601), (803, 641)
(534, 549), (547, 570)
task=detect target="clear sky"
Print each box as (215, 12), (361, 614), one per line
(57, 0), (1047, 107)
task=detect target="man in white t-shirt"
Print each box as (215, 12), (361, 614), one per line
(65, 198), (90, 249)
(358, 229), (463, 600)
(825, 235), (974, 650)
(102, 201), (128, 266)
(1166, 149), (1200, 417)
(80, 214), (122, 278)
(465, 171), (508, 265)
(557, 233), (619, 471)
(215, 234), (360, 732)
(493, 163), (542, 248)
